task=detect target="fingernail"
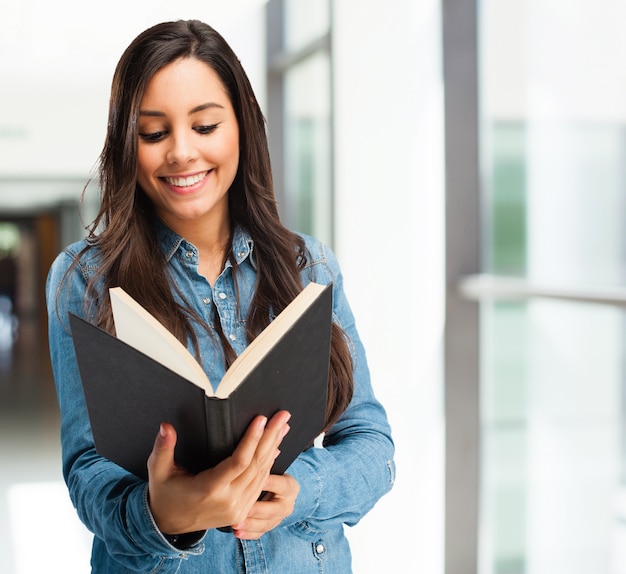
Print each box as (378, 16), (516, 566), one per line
(280, 424), (290, 440)
(159, 424), (166, 438)
(275, 448), (281, 460)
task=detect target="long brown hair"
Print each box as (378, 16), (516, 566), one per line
(70, 20), (352, 429)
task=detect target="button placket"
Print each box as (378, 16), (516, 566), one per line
(314, 541), (326, 557)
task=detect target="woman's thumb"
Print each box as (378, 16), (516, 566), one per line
(147, 422), (177, 479)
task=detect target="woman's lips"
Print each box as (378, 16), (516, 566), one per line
(162, 171), (209, 187)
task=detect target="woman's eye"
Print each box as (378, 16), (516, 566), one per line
(194, 124), (218, 135)
(139, 131), (166, 143)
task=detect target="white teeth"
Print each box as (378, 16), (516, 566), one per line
(164, 171), (208, 187)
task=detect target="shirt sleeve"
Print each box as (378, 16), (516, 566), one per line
(284, 242), (396, 532)
(46, 249), (206, 572)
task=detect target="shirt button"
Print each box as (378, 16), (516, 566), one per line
(218, 292), (227, 300)
(229, 333), (237, 341)
(315, 543), (325, 554)
(202, 297), (211, 305)
(237, 251), (245, 258)
(185, 251), (194, 258)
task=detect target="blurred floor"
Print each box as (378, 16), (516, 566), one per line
(0, 314), (92, 574)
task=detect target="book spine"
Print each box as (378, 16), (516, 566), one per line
(205, 397), (236, 469)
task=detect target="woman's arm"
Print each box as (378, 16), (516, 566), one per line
(284, 242), (396, 531)
(47, 249), (198, 571)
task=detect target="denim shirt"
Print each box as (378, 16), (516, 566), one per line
(46, 224), (395, 573)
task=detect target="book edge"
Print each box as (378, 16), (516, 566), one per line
(215, 281), (329, 398)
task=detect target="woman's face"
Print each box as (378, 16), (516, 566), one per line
(136, 57), (239, 234)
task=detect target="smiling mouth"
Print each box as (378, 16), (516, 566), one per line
(162, 171), (209, 187)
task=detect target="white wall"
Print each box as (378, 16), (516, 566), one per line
(332, 1), (445, 572)
(0, 0), (265, 181)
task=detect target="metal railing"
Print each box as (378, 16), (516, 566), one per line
(458, 274), (626, 307)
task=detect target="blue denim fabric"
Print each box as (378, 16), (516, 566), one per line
(46, 224), (395, 573)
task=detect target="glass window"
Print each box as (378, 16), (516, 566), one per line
(284, 51), (332, 244)
(267, 0), (333, 246)
(284, 0), (330, 52)
(479, 1), (626, 572)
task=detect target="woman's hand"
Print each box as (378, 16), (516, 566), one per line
(147, 411), (291, 535)
(231, 473), (300, 540)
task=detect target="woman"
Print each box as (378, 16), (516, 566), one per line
(47, 19), (394, 573)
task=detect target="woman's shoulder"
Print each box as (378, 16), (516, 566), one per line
(296, 232), (342, 283)
(46, 239), (105, 322)
(47, 239), (101, 287)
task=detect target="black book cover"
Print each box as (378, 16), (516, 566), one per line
(68, 283), (332, 481)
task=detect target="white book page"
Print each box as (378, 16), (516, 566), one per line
(109, 287), (213, 395)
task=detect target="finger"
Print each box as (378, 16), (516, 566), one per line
(232, 474), (299, 538)
(147, 422), (178, 481)
(266, 410), (292, 433)
(229, 413), (291, 496)
(220, 415), (268, 477)
(247, 410), (291, 469)
(231, 505), (281, 540)
(226, 411), (290, 479)
(232, 522), (266, 540)
(263, 473), (299, 498)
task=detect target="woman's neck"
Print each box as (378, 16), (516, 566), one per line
(189, 222), (232, 286)
(161, 213), (232, 285)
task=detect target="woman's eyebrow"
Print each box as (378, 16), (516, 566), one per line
(189, 102), (224, 115)
(138, 109), (165, 117)
(138, 102), (225, 117)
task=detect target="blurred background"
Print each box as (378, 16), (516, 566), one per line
(1, 0), (626, 573)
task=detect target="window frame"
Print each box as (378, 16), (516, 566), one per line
(266, 0), (334, 246)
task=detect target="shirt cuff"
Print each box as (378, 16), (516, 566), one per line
(284, 454), (323, 525)
(163, 531), (206, 549)
(126, 484), (206, 556)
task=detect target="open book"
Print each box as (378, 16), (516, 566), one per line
(69, 282), (332, 480)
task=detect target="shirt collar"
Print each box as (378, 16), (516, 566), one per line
(155, 219), (256, 269)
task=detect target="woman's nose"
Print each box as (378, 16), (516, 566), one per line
(166, 132), (198, 165)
